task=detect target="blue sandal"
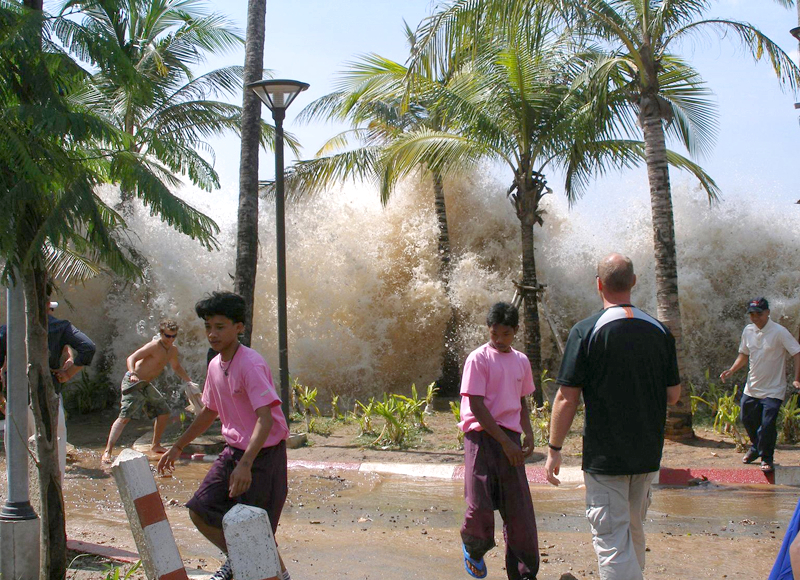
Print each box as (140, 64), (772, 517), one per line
(462, 544), (487, 579)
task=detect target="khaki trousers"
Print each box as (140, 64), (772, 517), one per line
(584, 471), (657, 580)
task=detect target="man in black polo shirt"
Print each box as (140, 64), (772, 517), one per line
(545, 253), (681, 580)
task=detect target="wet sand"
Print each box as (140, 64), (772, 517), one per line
(7, 448), (789, 579)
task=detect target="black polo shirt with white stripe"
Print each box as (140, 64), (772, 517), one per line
(557, 305), (680, 475)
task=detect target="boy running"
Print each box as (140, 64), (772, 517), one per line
(102, 319), (196, 463)
(459, 302), (539, 580)
(157, 292), (291, 580)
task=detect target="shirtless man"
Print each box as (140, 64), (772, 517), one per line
(102, 320), (196, 463)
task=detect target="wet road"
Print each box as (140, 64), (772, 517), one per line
(53, 452), (798, 579)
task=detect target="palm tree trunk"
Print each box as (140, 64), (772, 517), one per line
(640, 100), (693, 440)
(234, 0), (267, 346)
(432, 172), (461, 397)
(519, 215), (543, 407)
(23, 265), (66, 580)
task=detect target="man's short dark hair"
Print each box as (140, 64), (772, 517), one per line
(598, 254), (635, 293)
(195, 292), (246, 324)
(487, 302), (519, 327)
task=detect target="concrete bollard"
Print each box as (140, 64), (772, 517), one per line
(111, 449), (188, 580)
(222, 504), (280, 580)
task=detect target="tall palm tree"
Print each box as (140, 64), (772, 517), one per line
(548, 0), (800, 438)
(1, 2), (226, 576)
(406, 0), (721, 407)
(235, 0), (267, 346)
(290, 25), (468, 396)
(55, 0), (255, 214)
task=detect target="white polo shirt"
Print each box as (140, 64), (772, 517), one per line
(740, 318), (800, 400)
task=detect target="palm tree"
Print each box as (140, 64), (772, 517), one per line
(55, 0), (253, 213)
(547, 0), (800, 438)
(235, 0), (267, 346)
(1, 2), (226, 576)
(406, 0), (721, 407)
(290, 25), (468, 396)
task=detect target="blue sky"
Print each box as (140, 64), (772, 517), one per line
(196, 0), (800, 210)
(51, 0), (800, 209)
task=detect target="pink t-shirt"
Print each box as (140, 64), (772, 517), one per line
(202, 345), (289, 450)
(459, 343), (535, 433)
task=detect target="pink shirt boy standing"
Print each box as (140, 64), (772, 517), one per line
(459, 342), (535, 433)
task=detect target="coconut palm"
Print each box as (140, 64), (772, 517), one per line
(289, 25), (468, 396)
(1, 2), (228, 576)
(406, 0), (722, 407)
(411, 0), (800, 436)
(545, 0), (800, 437)
(54, 0), (279, 213)
(235, 0), (267, 346)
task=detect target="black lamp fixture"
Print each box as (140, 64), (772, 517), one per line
(246, 79), (309, 422)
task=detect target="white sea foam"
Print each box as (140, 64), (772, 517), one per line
(15, 170), (800, 405)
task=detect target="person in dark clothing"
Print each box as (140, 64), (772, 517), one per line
(0, 301), (95, 478)
(546, 253), (681, 580)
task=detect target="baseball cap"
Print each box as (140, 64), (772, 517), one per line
(746, 297), (769, 313)
(48, 301), (58, 310)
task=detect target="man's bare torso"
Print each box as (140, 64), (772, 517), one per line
(132, 339), (174, 383)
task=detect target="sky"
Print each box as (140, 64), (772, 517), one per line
(51, 0), (800, 210)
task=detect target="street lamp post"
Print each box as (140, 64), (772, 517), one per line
(246, 79), (309, 422)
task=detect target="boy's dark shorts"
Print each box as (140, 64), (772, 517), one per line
(186, 442), (287, 533)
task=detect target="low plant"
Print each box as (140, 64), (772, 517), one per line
(372, 393), (415, 447)
(780, 394), (800, 444)
(450, 400), (464, 447)
(424, 381), (438, 413)
(530, 400), (551, 448)
(103, 560), (141, 580)
(355, 398), (376, 435)
(330, 393), (343, 421)
(693, 384), (748, 452)
(396, 384), (427, 429)
(63, 366), (113, 415)
(689, 370), (726, 421)
(293, 379), (320, 433)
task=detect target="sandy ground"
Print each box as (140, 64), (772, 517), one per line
(3, 406), (800, 579)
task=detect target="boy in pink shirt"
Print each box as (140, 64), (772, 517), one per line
(158, 292), (291, 580)
(459, 302), (539, 580)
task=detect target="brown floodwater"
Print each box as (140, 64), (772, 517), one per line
(0, 439), (794, 579)
(12, 446), (785, 579)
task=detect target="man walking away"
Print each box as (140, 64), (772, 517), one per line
(545, 253), (680, 580)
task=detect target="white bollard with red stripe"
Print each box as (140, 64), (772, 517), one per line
(222, 504), (280, 580)
(112, 449), (188, 580)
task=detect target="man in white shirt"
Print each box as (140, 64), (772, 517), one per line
(720, 297), (800, 473)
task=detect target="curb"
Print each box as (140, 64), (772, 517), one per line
(172, 453), (800, 485)
(286, 459), (800, 486)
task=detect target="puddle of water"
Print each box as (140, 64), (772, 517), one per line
(3, 448), (795, 578)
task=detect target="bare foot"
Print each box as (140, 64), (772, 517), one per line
(101, 452), (113, 465)
(151, 445), (168, 454)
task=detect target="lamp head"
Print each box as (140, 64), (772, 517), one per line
(247, 79), (310, 113)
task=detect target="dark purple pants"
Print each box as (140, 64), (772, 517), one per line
(461, 429), (539, 580)
(186, 442), (287, 532)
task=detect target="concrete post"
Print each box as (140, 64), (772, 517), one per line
(0, 280), (40, 580)
(111, 449), (188, 580)
(222, 504), (280, 580)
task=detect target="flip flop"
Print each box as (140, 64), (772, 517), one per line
(462, 544), (487, 579)
(742, 449), (759, 464)
(761, 461), (774, 473)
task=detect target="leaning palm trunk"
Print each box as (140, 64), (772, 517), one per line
(23, 264), (67, 580)
(234, 0), (267, 346)
(640, 97), (693, 440)
(432, 172), (461, 396)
